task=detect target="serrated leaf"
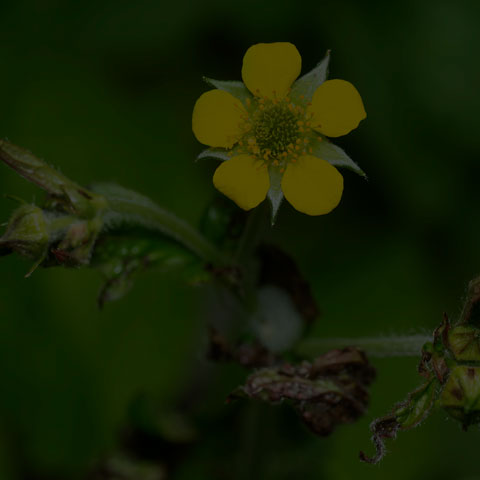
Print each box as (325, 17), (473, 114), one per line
(267, 167), (284, 225)
(310, 137), (366, 177)
(196, 148), (231, 162)
(360, 378), (437, 464)
(396, 379), (437, 429)
(290, 50), (330, 103)
(203, 77), (253, 106)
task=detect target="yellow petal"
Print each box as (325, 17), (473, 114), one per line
(241, 42), (301, 99)
(213, 155), (270, 210)
(192, 90), (247, 148)
(281, 155), (343, 215)
(307, 79), (366, 138)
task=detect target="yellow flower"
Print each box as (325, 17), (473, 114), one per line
(192, 42), (366, 218)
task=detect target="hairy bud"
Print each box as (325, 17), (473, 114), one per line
(0, 204), (48, 260)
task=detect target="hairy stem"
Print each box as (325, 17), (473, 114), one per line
(91, 182), (225, 266)
(296, 334), (430, 358)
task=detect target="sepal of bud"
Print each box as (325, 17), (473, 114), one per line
(0, 140), (108, 218)
(54, 217), (103, 267)
(439, 366), (480, 429)
(448, 325), (480, 362)
(0, 204), (48, 261)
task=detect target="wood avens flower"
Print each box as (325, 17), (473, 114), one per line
(193, 42), (367, 221)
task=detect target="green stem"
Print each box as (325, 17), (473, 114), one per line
(296, 334), (430, 358)
(233, 203), (267, 265)
(233, 203), (268, 311)
(91, 183), (225, 265)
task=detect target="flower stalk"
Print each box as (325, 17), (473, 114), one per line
(0, 141), (225, 275)
(90, 182), (226, 266)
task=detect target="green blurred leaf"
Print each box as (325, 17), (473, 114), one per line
(199, 195), (246, 249)
(93, 233), (197, 307)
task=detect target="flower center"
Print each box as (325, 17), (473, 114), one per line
(236, 95), (316, 170)
(253, 104), (299, 159)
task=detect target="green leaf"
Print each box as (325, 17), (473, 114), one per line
(92, 233), (196, 307)
(360, 378), (438, 464)
(196, 148), (230, 162)
(309, 137), (366, 177)
(290, 50), (330, 103)
(396, 379), (437, 429)
(266, 167), (284, 226)
(203, 77), (253, 106)
(250, 285), (303, 353)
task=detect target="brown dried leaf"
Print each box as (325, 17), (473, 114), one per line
(230, 347), (375, 436)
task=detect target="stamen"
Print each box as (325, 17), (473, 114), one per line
(238, 94), (313, 168)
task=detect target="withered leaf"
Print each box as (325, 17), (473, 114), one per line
(230, 347), (375, 436)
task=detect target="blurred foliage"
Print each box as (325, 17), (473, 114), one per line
(2, 0), (480, 479)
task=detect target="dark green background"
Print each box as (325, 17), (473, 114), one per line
(1, 0), (480, 478)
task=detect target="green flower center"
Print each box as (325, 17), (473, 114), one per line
(253, 104), (299, 158)
(236, 96), (314, 169)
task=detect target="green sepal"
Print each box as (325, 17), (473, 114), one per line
(266, 167), (283, 226)
(203, 77), (253, 106)
(290, 50), (330, 104)
(196, 148), (231, 162)
(309, 137), (366, 178)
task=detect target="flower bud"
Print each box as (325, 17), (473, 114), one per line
(0, 204), (48, 260)
(448, 325), (480, 362)
(53, 217), (103, 267)
(439, 366), (480, 429)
